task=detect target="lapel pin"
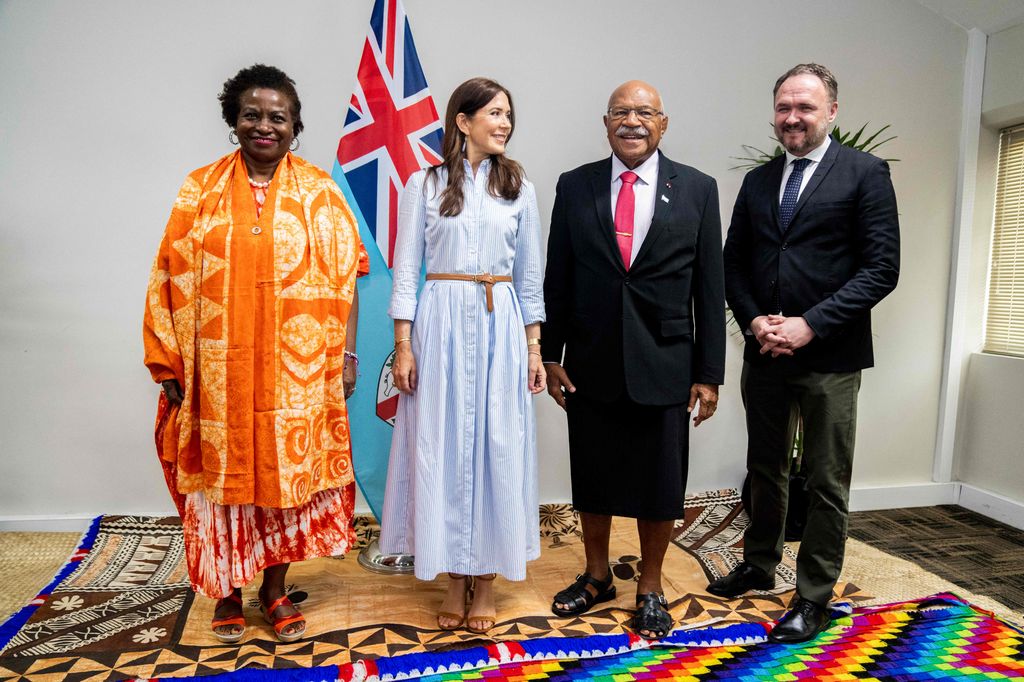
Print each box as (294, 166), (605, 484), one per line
(660, 194), (670, 203)
(665, 181), (672, 188)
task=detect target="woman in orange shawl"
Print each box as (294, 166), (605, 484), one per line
(144, 64), (368, 643)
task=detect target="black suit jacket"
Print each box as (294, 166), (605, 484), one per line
(723, 142), (900, 372)
(542, 153), (726, 405)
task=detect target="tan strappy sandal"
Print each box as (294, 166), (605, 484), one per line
(466, 573), (497, 634)
(437, 573), (471, 630)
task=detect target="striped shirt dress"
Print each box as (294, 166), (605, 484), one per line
(379, 160), (545, 581)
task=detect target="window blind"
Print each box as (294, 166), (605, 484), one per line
(984, 124), (1024, 357)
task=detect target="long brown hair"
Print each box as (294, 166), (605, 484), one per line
(429, 77), (524, 217)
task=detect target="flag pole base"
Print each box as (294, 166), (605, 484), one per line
(358, 538), (415, 574)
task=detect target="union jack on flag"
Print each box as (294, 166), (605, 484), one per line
(336, 0), (443, 268)
(330, 0), (442, 520)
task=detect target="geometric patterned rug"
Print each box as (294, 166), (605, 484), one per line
(155, 594), (1024, 680)
(671, 488), (802, 592)
(0, 490), (871, 681)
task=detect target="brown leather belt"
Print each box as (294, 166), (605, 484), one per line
(425, 272), (512, 312)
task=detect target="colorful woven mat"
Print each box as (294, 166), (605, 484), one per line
(147, 594), (1023, 681)
(3, 494), (875, 680)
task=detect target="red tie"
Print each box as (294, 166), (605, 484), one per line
(615, 170), (639, 269)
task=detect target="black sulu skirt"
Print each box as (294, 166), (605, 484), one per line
(565, 391), (690, 520)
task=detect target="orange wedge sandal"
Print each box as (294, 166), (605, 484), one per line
(211, 589), (246, 643)
(260, 593), (307, 643)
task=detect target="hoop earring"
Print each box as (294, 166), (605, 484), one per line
(228, 130), (239, 145)
(290, 137), (300, 152)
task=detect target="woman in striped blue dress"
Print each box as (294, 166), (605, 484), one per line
(379, 78), (546, 634)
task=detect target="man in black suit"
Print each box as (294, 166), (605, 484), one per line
(542, 81), (725, 639)
(710, 64), (900, 643)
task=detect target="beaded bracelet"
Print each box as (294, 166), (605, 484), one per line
(343, 350), (360, 377)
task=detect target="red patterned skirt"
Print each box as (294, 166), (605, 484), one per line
(155, 395), (356, 599)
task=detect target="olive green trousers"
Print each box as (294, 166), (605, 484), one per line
(740, 360), (862, 607)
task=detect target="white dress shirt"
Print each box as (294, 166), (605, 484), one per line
(611, 151), (660, 266)
(778, 135), (831, 203)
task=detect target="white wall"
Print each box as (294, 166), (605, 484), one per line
(955, 22), (1024, 517)
(0, 0), (968, 521)
(959, 355), (1024, 500)
(981, 22), (1024, 123)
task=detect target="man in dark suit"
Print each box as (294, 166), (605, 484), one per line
(542, 80), (725, 639)
(710, 63), (900, 643)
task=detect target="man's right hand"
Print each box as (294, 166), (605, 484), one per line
(545, 364), (575, 410)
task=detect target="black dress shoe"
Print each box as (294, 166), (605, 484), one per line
(768, 597), (831, 643)
(706, 562), (774, 598)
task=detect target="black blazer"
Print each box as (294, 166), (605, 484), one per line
(542, 153), (726, 405)
(723, 142), (900, 372)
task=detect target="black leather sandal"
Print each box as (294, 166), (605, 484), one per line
(551, 571), (616, 617)
(632, 592), (672, 639)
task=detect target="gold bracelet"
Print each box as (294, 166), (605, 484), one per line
(395, 337), (412, 346)
(527, 338), (541, 346)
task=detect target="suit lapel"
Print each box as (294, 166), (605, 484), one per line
(632, 154), (678, 267)
(590, 158), (624, 270)
(786, 139), (840, 231)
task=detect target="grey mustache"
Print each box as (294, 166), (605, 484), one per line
(615, 125), (649, 137)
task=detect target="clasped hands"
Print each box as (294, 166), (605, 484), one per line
(751, 314), (815, 357)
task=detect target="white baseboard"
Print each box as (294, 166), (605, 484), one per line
(849, 482), (961, 511)
(958, 484), (1024, 531)
(0, 516), (96, 532)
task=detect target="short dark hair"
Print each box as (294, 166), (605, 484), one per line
(773, 63), (838, 103)
(218, 64), (304, 136)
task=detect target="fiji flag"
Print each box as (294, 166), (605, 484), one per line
(331, 0), (443, 520)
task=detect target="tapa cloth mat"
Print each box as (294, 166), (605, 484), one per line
(0, 490), (870, 680)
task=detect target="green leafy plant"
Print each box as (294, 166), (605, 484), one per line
(731, 123), (898, 170)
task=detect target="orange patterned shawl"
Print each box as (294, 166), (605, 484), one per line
(144, 151), (369, 508)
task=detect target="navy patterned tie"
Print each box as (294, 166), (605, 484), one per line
(779, 158), (810, 231)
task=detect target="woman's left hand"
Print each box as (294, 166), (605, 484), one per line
(343, 357), (357, 399)
(527, 353), (546, 394)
